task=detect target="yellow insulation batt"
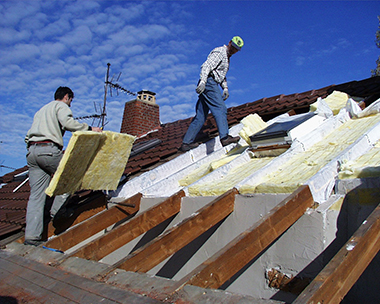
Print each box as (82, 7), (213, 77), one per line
(179, 154), (239, 187)
(309, 90), (349, 115)
(179, 113), (267, 189)
(239, 114), (380, 194)
(239, 113), (267, 145)
(45, 131), (135, 196)
(188, 156), (273, 196)
(182, 113), (270, 194)
(81, 131), (136, 190)
(338, 140), (380, 179)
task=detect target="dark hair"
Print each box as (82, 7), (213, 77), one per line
(54, 86), (74, 100)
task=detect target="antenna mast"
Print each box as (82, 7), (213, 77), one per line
(75, 63), (136, 128)
(102, 63), (136, 129)
(102, 63), (110, 128)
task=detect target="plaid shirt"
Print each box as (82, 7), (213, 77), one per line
(199, 45), (229, 89)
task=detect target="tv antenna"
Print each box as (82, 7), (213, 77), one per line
(76, 63), (136, 129)
(102, 63), (136, 128)
(0, 160), (15, 172)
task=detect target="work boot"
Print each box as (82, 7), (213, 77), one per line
(180, 142), (200, 152)
(53, 207), (75, 220)
(24, 239), (43, 246)
(221, 135), (240, 147)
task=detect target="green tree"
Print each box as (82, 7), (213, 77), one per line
(371, 16), (380, 76)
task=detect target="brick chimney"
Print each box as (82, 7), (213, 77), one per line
(120, 90), (160, 137)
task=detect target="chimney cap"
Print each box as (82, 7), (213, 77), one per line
(138, 90), (156, 96)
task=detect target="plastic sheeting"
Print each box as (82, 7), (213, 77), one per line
(310, 90), (349, 115)
(240, 113), (380, 194)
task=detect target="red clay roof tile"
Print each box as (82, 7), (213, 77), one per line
(1, 76), (380, 240)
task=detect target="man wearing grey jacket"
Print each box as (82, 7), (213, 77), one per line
(24, 86), (102, 246)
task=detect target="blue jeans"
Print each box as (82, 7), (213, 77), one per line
(183, 77), (228, 144)
(25, 144), (68, 241)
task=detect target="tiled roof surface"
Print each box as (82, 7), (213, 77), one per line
(123, 77), (380, 178)
(1, 76), (379, 241)
(0, 166), (29, 241)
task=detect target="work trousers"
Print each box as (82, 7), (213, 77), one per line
(183, 77), (229, 144)
(25, 144), (68, 241)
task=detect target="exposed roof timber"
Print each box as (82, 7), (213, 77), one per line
(2, 77), (380, 302)
(178, 185), (314, 290)
(294, 202), (380, 304)
(111, 188), (237, 273)
(15, 192), (109, 244)
(45, 193), (142, 252)
(70, 191), (184, 261)
(47, 192), (109, 236)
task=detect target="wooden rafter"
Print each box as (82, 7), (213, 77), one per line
(70, 191), (185, 261)
(112, 188), (238, 273)
(45, 193), (142, 252)
(294, 202), (380, 304)
(178, 185), (314, 289)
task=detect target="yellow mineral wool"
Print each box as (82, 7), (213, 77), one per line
(179, 154), (239, 187)
(239, 113), (267, 145)
(338, 141), (380, 179)
(329, 197), (344, 211)
(45, 131), (135, 196)
(188, 157), (273, 196)
(309, 91), (349, 115)
(81, 131), (136, 191)
(45, 131), (106, 196)
(239, 114), (380, 194)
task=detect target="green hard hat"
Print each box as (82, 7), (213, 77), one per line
(231, 36), (244, 51)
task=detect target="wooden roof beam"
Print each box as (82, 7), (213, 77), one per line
(70, 190), (185, 261)
(178, 185), (314, 290)
(45, 193), (142, 252)
(294, 202), (380, 304)
(112, 188), (238, 273)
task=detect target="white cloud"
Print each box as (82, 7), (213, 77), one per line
(0, 28), (31, 44)
(59, 25), (93, 48)
(39, 42), (68, 60)
(0, 1), (41, 27)
(0, 43), (41, 64)
(35, 18), (72, 40)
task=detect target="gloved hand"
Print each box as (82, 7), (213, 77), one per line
(222, 88), (229, 100)
(196, 81), (206, 94)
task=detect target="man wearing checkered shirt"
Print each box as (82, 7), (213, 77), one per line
(180, 36), (244, 152)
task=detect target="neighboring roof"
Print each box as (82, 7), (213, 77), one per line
(0, 76), (379, 242)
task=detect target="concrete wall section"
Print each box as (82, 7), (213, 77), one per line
(334, 177), (380, 303)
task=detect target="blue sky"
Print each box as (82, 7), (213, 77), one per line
(0, 0), (379, 174)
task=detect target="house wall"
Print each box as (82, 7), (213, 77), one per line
(99, 181), (379, 303)
(151, 194), (340, 301)
(335, 177), (380, 304)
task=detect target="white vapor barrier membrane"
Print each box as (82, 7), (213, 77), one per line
(46, 131), (135, 196)
(188, 156), (274, 196)
(309, 90), (349, 115)
(187, 110), (328, 196)
(239, 113), (380, 195)
(338, 140), (380, 179)
(179, 154), (240, 187)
